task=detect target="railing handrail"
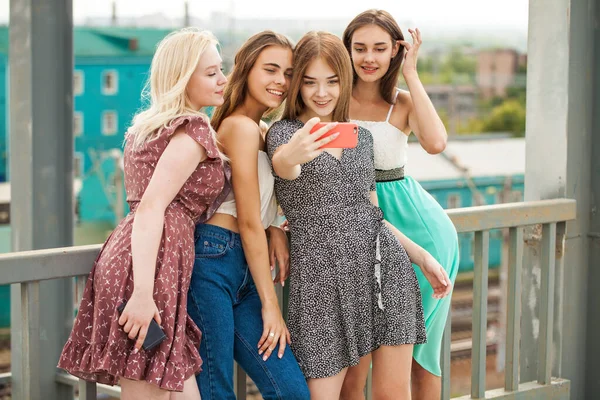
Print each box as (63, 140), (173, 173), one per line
(0, 243), (101, 285)
(0, 199), (577, 286)
(447, 198), (576, 232)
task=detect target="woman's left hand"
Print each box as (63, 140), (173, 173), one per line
(267, 226), (290, 286)
(258, 302), (291, 360)
(400, 28), (422, 77)
(418, 253), (453, 299)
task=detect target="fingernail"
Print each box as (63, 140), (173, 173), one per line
(282, 281), (285, 287)
(279, 354), (283, 359)
(259, 350), (263, 355)
(263, 355), (268, 361)
(271, 265), (274, 271)
(133, 348), (139, 354)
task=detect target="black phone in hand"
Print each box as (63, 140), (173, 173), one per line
(117, 302), (167, 352)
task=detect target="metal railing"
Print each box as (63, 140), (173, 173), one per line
(0, 198), (576, 399)
(438, 198), (574, 400)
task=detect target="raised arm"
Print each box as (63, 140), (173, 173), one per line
(400, 28), (447, 154)
(270, 118), (339, 180)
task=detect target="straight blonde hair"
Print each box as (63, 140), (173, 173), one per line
(283, 31), (353, 123)
(127, 28), (218, 148)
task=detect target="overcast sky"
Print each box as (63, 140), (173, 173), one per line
(0, 0), (529, 30)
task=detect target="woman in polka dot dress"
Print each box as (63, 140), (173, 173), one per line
(266, 31), (452, 399)
(58, 28), (230, 399)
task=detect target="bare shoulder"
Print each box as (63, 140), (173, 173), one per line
(395, 89), (414, 109)
(218, 115), (261, 148)
(219, 115), (260, 137)
(390, 89), (413, 134)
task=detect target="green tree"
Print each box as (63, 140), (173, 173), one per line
(481, 99), (526, 137)
(457, 117), (485, 134)
(444, 48), (477, 75)
(505, 85), (526, 106)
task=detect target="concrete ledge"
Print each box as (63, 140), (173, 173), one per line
(453, 379), (570, 399)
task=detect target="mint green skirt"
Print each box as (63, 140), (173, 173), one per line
(376, 176), (459, 376)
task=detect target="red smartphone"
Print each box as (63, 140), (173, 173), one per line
(310, 122), (359, 149)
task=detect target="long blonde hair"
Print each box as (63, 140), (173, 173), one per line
(127, 28), (219, 148)
(211, 30), (294, 132)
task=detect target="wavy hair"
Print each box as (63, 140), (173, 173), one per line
(210, 30), (294, 132)
(127, 28), (218, 148)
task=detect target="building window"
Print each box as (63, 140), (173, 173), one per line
(74, 152), (84, 178)
(447, 193), (462, 209)
(73, 112), (83, 137)
(102, 70), (118, 95)
(102, 111), (118, 135)
(73, 70), (84, 96)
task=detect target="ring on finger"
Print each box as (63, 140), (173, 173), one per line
(269, 332), (275, 338)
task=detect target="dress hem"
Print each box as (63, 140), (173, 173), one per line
(57, 338), (202, 392)
(300, 334), (427, 380)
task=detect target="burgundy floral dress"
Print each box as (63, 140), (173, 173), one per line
(58, 115), (231, 391)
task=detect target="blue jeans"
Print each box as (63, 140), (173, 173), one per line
(187, 224), (310, 400)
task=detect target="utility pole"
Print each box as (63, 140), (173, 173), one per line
(183, 1), (190, 27)
(111, 1), (117, 26)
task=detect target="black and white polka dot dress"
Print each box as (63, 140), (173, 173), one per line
(266, 119), (426, 379)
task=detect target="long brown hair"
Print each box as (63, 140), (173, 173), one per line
(283, 31), (353, 123)
(342, 9), (405, 104)
(211, 30), (294, 131)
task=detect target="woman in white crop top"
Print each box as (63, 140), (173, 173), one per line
(186, 31), (310, 400)
(340, 10), (460, 400)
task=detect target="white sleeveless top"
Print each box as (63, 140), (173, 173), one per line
(352, 90), (408, 170)
(216, 150), (278, 229)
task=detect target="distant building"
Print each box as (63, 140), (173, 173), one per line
(407, 136), (525, 271)
(425, 84), (478, 134)
(0, 26), (173, 221)
(0, 26), (527, 271)
(477, 49), (527, 99)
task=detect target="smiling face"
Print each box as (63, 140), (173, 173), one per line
(246, 45), (293, 109)
(186, 44), (228, 109)
(299, 57), (340, 122)
(350, 24), (399, 84)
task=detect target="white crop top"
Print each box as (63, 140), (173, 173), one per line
(352, 89), (408, 170)
(215, 150), (278, 229)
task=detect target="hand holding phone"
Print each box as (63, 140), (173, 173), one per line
(117, 301), (166, 352)
(273, 118), (339, 171)
(310, 122), (358, 149)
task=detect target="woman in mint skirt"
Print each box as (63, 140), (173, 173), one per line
(340, 9), (460, 400)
